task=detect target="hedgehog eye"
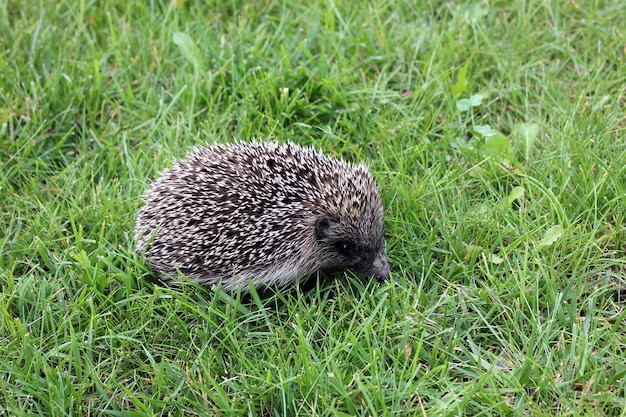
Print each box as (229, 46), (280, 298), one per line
(335, 240), (357, 258)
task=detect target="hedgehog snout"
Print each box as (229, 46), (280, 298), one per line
(371, 253), (390, 282)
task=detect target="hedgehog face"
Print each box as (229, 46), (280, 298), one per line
(314, 215), (389, 282)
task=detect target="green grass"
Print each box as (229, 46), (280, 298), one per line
(1, 0), (625, 415)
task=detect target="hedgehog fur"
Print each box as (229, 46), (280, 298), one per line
(134, 140), (389, 293)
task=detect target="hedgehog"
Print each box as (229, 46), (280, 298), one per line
(134, 140), (389, 293)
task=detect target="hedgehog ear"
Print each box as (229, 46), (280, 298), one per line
(314, 215), (337, 240)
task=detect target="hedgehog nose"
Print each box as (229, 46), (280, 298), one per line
(372, 254), (390, 282)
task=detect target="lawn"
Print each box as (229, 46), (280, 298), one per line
(1, 0), (625, 415)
